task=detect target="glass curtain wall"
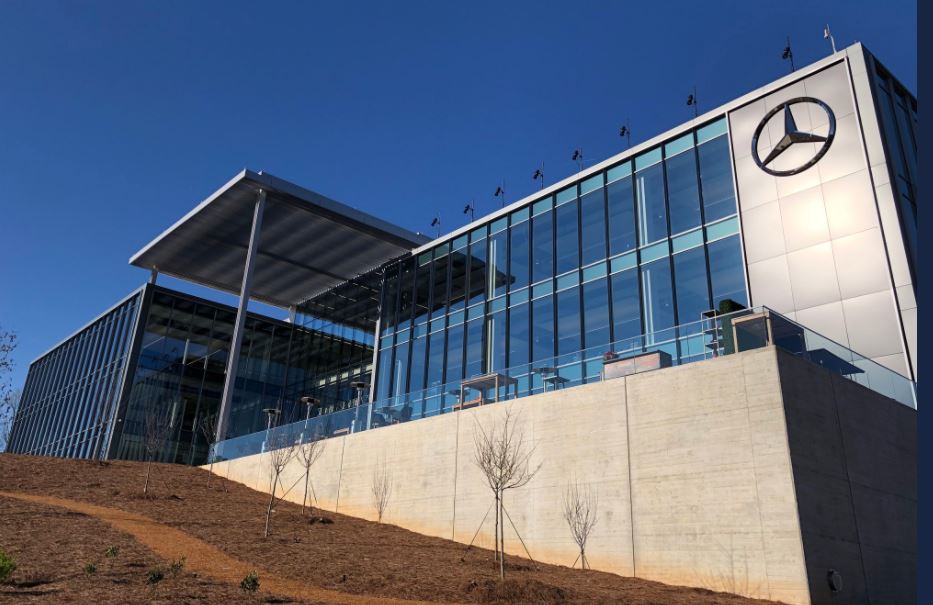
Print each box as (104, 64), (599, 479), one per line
(374, 116), (746, 404)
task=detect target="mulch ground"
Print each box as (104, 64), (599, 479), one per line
(0, 454), (785, 605)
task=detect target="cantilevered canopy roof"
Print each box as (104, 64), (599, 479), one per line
(130, 170), (429, 309)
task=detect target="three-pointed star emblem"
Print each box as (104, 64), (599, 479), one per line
(751, 97), (836, 177)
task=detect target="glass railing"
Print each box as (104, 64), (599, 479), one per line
(212, 306), (916, 462)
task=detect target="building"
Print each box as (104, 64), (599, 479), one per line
(9, 42), (917, 463)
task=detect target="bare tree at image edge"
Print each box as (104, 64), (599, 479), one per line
(371, 458), (393, 523)
(143, 401), (177, 496)
(472, 407), (542, 580)
(296, 434), (326, 517)
(0, 328), (17, 452)
(562, 480), (598, 570)
(264, 429), (297, 538)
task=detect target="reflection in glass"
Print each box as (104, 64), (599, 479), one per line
(641, 258), (675, 335)
(607, 176), (636, 256)
(557, 288), (581, 355)
(532, 210), (553, 283)
(673, 247), (710, 324)
(488, 230), (509, 298)
(665, 148), (702, 234)
(464, 318), (484, 378)
(611, 269), (641, 342)
(697, 136), (736, 222)
(532, 296), (554, 363)
(582, 278), (610, 349)
(556, 200), (580, 273)
(635, 163), (667, 245)
(508, 302), (529, 368)
(509, 221), (530, 291)
(708, 235), (748, 307)
(580, 188), (607, 265)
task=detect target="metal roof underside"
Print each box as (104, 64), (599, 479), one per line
(129, 170), (428, 309)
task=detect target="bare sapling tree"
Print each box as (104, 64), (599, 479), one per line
(562, 480), (598, 570)
(143, 399), (178, 496)
(371, 458), (393, 523)
(473, 408), (542, 580)
(0, 327), (17, 452)
(296, 434), (326, 517)
(196, 411), (227, 492)
(263, 428), (297, 538)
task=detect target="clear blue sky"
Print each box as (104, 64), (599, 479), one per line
(0, 0), (916, 389)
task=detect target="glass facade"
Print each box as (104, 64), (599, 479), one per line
(10, 284), (374, 465)
(373, 116), (746, 406)
(872, 64), (918, 287)
(7, 292), (141, 459)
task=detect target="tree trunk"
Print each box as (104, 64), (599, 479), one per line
(498, 494), (505, 580)
(302, 469), (310, 516)
(493, 493), (500, 563)
(264, 471), (277, 538)
(144, 457), (152, 495)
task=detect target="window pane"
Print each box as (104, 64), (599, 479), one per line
(532, 296), (554, 363)
(448, 249), (468, 312)
(488, 231), (508, 299)
(665, 148), (702, 234)
(582, 278), (611, 350)
(707, 235), (748, 308)
(408, 335), (427, 393)
(580, 187), (607, 265)
(392, 340), (410, 397)
(641, 258), (675, 335)
(430, 254), (449, 320)
(464, 318), (484, 378)
(426, 331), (445, 388)
(486, 311), (507, 371)
(611, 269), (641, 342)
(509, 221), (530, 291)
(556, 200), (580, 273)
(508, 302), (529, 368)
(396, 260), (415, 330)
(532, 210), (553, 283)
(413, 262), (431, 325)
(374, 347), (394, 401)
(445, 323), (464, 383)
(635, 163), (667, 244)
(556, 288), (581, 355)
(607, 176), (636, 255)
(381, 265), (399, 330)
(698, 136), (736, 222)
(673, 247), (710, 324)
(468, 237), (487, 306)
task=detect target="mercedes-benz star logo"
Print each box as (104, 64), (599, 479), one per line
(751, 97), (835, 176)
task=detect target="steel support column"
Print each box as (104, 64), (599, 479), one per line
(216, 190), (267, 443)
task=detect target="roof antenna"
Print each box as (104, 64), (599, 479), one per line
(823, 24), (837, 54)
(782, 36), (795, 72)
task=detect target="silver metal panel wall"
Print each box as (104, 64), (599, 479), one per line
(728, 55), (914, 379)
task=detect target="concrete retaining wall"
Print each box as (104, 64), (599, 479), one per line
(209, 346), (916, 605)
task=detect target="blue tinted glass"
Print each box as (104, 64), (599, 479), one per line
(635, 147), (662, 170)
(580, 173), (603, 195)
(556, 200), (580, 273)
(580, 187), (607, 265)
(426, 331), (445, 387)
(556, 271), (579, 290)
(708, 235), (748, 308)
(509, 220), (530, 291)
(487, 311), (507, 371)
(532, 210), (553, 283)
(510, 288), (529, 305)
(556, 288), (581, 355)
(468, 238), (486, 306)
(556, 186), (577, 205)
(665, 147), (702, 234)
(453, 235), (468, 250)
(490, 217), (508, 234)
(640, 241), (669, 264)
(464, 318), (484, 378)
(671, 229), (704, 252)
(532, 280), (553, 298)
(445, 323), (465, 382)
(698, 136), (737, 221)
(392, 340), (410, 397)
(375, 347), (394, 401)
(448, 247), (468, 311)
(696, 117), (727, 144)
(511, 207), (530, 224)
(706, 216), (739, 241)
(635, 163), (667, 244)
(532, 197), (552, 215)
(673, 247), (710, 324)
(610, 269), (641, 342)
(488, 230), (508, 298)
(641, 258), (675, 335)
(532, 295), (554, 363)
(582, 278), (611, 349)
(607, 176), (636, 255)
(582, 261), (607, 282)
(509, 302), (530, 368)
(664, 132), (694, 157)
(408, 335), (427, 393)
